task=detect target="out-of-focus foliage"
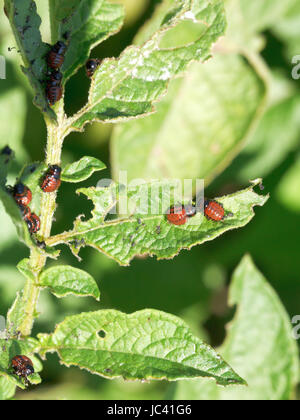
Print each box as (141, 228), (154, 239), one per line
(276, 157), (300, 213)
(173, 255), (299, 400)
(112, 54), (266, 184)
(272, 0), (300, 58)
(0, 0), (299, 400)
(112, 0), (269, 185)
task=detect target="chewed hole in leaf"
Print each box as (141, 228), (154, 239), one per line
(159, 21), (207, 49)
(97, 330), (106, 339)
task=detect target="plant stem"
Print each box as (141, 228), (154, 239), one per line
(18, 102), (67, 337)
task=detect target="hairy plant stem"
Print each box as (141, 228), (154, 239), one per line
(18, 102), (67, 337)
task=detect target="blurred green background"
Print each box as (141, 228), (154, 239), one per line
(0, 0), (300, 399)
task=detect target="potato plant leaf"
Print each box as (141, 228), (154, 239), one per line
(111, 53), (267, 184)
(38, 309), (245, 385)
(0, 148), (35, 249)
(61, 156), (106, 183)
(238, 0), (298, 33)
(0, 89), (27, 162)
(0, 337), (41, 391)
(0, 146), (14, 187)
(6, 259), (37, 335)
(4, 0), (55, 119)
(0, 155), (57, 257)
(0, 377), (16, 400)
(46, 179), (268, 266)
(237, 95), (300, 181)
(69, 0), (226, 129)
(0, 188), (34, 249)
(39, 265), (100, 300)
(6, 290), (28, 337)
(6, 258), (57, 336)
(174, 255), (300, 400)
(50, 0), (125, 81)
(18, 161), (46, 215)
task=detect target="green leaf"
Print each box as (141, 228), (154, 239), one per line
(6, 292), (27, 337)
(0, 337), (41, 391)
(0, 89), (27, 162)
(69, 0), (226, 128)
(46, 179), (268, 266)
(111, 52), (266, 184)
(0, 146), (14, 187)
(38, 309), (245, 385)
(6, 259), (36, 335)
(272, 0), (300, 59)
(174, 255), (300, 400)
(0, 377), (16, 400)
(0, 265), (25, 305)
(4, 0), (55, 119)
(222, 0), (263, 52)
(217, 0), (297, 55)
(276, 157), (300, 213)
(49, 0), (79, 26)
(0, 158), (55, 256)
(50, 0), (125, 81)
(0, 201), (21, 253)
(18, 162), (46, 217)
(16, 164), (60, 257)
(237, 95), (300, 181)
(18, 162), (47, 192)
(237, 0), (297, 33)
(0, 150), (35, 249)
(0, 188), (33, 248)
(39, 265), (100, 300)
(61, 156), (106, 183)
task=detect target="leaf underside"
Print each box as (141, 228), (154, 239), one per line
(4, 0), (55, 119)
(39, 265), (100, 300)
(51, 0), (125, 82)
(61, 156), (106, 183)
(70, 0), (227, 128)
